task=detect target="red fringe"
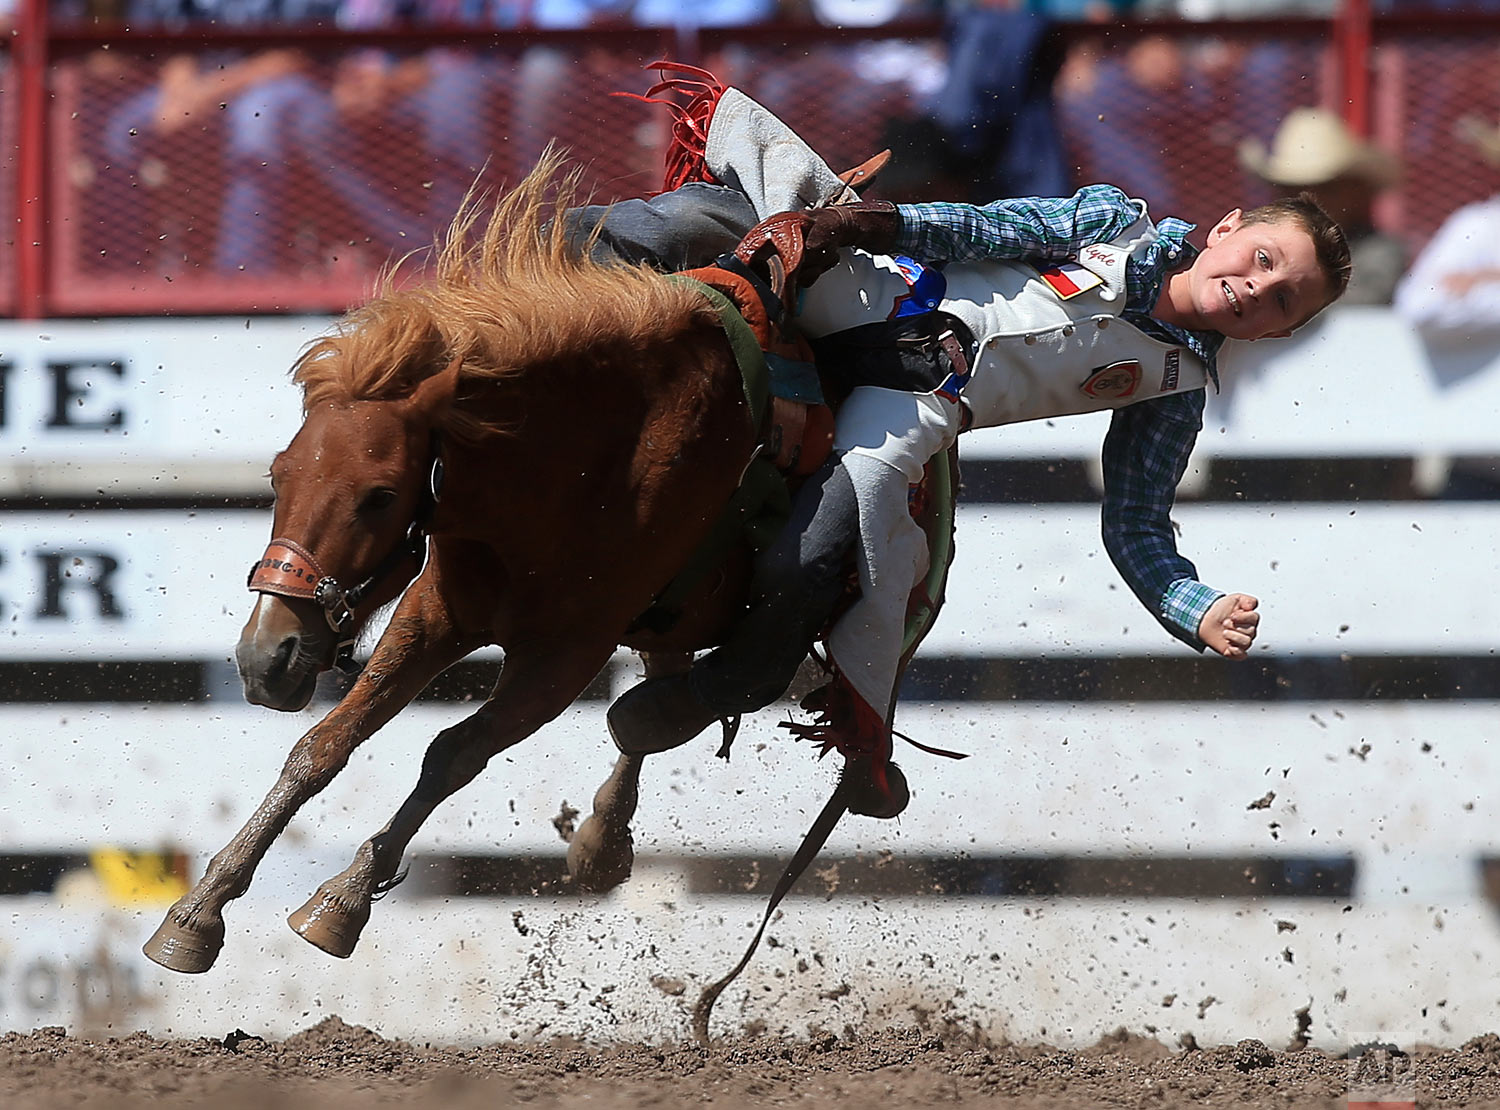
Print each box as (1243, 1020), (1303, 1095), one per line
(781, 674), (894, 802)
(611, 60), (726, 193)
(781, 671), (969, 765)
(780, 674), (891, 764)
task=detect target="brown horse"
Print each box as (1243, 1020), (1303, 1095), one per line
(141, 157), (955, 1021)
(141, 155), (771, 972)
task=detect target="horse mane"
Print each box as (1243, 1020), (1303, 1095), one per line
(290, 148), (718, 441)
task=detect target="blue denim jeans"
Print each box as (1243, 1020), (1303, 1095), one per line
(564, 182), (758, 271)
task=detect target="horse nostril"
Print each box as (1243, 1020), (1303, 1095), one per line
(270, 634), (300, 680)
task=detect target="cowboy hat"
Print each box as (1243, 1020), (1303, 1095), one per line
(1238, 107), (1400, 188)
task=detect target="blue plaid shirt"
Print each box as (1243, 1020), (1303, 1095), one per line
(893, 185), (1226, 649)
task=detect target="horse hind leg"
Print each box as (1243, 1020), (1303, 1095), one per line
(566, 650), (690, 893)
(565, 751), (644, 893)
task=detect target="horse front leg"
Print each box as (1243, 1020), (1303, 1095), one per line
(288, 638), (618, 960)
(142, 577), (477, 974)
(566, 650), (693, 893)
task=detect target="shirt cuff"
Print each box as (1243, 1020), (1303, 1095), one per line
(1160, 579), (1223, 644)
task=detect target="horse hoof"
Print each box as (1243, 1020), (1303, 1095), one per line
(288, 888), (369, 958)
(844, 761), (910, 820)
(566, 815), (635, 893)
(142, 914), (224, 974)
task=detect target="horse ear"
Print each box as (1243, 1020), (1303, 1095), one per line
(412, 354), (462, 424)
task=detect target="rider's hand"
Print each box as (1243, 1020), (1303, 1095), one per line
(733, 201), (901, 288)
(1199, 593), (1260, 659)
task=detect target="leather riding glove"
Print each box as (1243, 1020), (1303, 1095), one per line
(733, 200), (902, 287)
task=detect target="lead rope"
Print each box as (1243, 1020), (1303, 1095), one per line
(691, 780), (850, 1044)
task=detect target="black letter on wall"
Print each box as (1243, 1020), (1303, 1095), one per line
(45, 360), (126, 430)
(35, 551), (124, 619)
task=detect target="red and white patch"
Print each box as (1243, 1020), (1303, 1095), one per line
(1081, 360), (1142, 400)
(1035, 262), (1104, 300)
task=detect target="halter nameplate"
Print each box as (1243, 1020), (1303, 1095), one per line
(248, 538), (325, 600)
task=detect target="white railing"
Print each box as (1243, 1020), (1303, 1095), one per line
(5, 306), (1500, 495)
(1, 500), (1496, 659)
(4, 304), (1499, 1046)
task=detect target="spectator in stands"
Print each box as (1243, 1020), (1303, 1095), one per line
(804, 0), (940, 24)
(859, 1), (1067, 207)
(1240, 107), (1403, 305)
(295, 1), (498, 264)
(1395, 115), (1500, 346)
(123, 0), (341, 22)
(92, 44), (328, 274)
(1055, 35), (1210, 218)
(521, 0), (781, 25)
(925, 2), (1069, 203)
(82, 0), (317, 272)
(1395, 115), (1500, 498)
(631, 0), (778, 24)
(511, 0), (780, 179)
(93, 0), (497, 275)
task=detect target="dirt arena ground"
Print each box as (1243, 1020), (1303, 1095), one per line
(7, 1016), (1500, 1109)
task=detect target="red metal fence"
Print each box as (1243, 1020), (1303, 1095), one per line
(1, 53), (16, 316)
(1378, 22), (1500, 252)
(5, 12), (1500, 319)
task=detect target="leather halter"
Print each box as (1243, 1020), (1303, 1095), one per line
(246, 441), (444, 674)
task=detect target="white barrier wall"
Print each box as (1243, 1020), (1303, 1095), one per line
(4, 305), (1500, 494)
(1, 701), (1498, 1048)
(4, 307), (1500, 1049)
(964, 305), (1500, 460)
(0, 317), (314, 496)
(3, 702), (1494, 887)
(0, 502), (1491, 659)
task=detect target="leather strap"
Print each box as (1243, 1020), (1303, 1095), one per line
(836, 148), (891, 190)
(826, 148), (892, 205)
(247, 538), (325, 600)
(936, 329), (970, 383)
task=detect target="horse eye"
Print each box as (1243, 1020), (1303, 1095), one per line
(360, 488), (399, 513)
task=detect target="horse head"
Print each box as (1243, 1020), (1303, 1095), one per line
(237, 356), (459, 710)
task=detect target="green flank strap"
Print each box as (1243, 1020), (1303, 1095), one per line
(669, 275), (770, 436)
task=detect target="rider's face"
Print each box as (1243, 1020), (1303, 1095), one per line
(1182, 212), (1328, 340)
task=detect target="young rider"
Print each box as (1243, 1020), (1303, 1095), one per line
(583, 82), (1353, 819)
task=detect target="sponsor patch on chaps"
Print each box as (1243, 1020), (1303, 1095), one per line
(1161, 348), (1181, 391)
(1081, 360), (1142, 400)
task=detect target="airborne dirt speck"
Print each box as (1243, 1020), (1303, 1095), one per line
(551, 802), (580, 842)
